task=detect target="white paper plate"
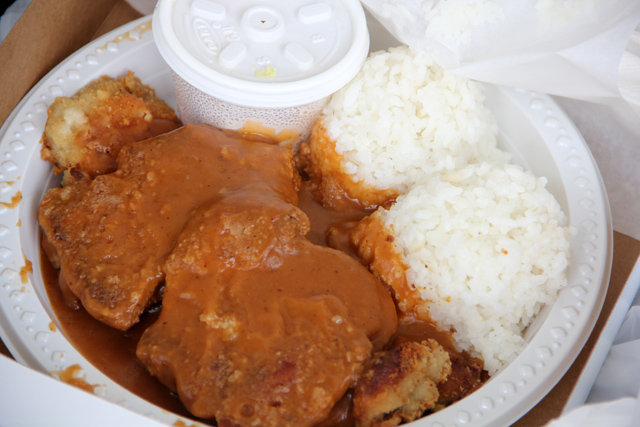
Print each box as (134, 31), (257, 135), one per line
(0, 16), (613, 427)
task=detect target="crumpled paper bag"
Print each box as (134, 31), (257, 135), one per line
(361, 0), (640, 123)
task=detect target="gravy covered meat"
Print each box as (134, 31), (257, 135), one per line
(37, 70), (498, 427)
(137, 190), (397, 427)
(39, 124), (301, 330)
(41, 71), (182, 184)
(353, 340), (451, 427)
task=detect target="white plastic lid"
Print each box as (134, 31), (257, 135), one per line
(152, 0), (370, 108)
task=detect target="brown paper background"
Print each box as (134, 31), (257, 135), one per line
(0, 0), (141, 126)
(1, 1), (639, 426)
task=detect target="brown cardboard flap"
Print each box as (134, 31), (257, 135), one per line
(93, 0), (144, 40)
(0, 0), (140, 126)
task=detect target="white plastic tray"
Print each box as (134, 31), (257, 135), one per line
(0, 16), (613, 427)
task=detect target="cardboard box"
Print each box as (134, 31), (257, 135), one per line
(1, 1), (639, 426)
(0, 0), (142, 126)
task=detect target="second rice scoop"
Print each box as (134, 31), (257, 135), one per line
(351, 163), (571, 374)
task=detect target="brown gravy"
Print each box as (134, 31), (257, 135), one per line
(42, 248), (192, 417)
(41, 141), (482, 425)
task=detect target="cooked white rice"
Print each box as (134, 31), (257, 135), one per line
(322, 45), (509, 195)
(375, 163), (571, 373)
(320, 43), (571, 374)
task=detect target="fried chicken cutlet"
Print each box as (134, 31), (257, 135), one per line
(136, 189), (397, 427)
(39, 124), (301, 330)
(353, 340), (451, 427)
(40, 71), (181, 184)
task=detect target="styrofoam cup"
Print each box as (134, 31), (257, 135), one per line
(152, 0), (370, 145)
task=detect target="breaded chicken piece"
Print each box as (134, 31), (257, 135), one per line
(38, 124), (301, 330)
(437, 354), (484, 406)
(40, 71), (181, 184)
(353, 340), (451, 427)
(137, 192), (397, 427)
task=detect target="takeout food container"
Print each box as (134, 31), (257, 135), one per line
(152, 0), (370, 144)
(0, 1), (624, 427)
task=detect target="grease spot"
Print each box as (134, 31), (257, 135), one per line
(97, 19), (152, 51)
(50, 364), (99, 393)
(20, 252), (32, 284)
(0, 191), (22, 209)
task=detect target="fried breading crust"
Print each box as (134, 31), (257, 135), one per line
(353, 340), (451, 427)
(437, 354), (485, 406)
(38, 124), (302, 330)
(350, 212), (426, 317)
(40, 71), (181, 184)
(299, 120), (399, 210)
(136, 192), (398, 427)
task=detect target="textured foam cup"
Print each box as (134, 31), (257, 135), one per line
(172, 73), (329, 147)
(152, 0), (370, 146)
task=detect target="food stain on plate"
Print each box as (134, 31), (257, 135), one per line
(50, 364), (100, 393)
(97, 19), (153, 52)
(20, 252), (32, 285)
(0, 190), (22, 209)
